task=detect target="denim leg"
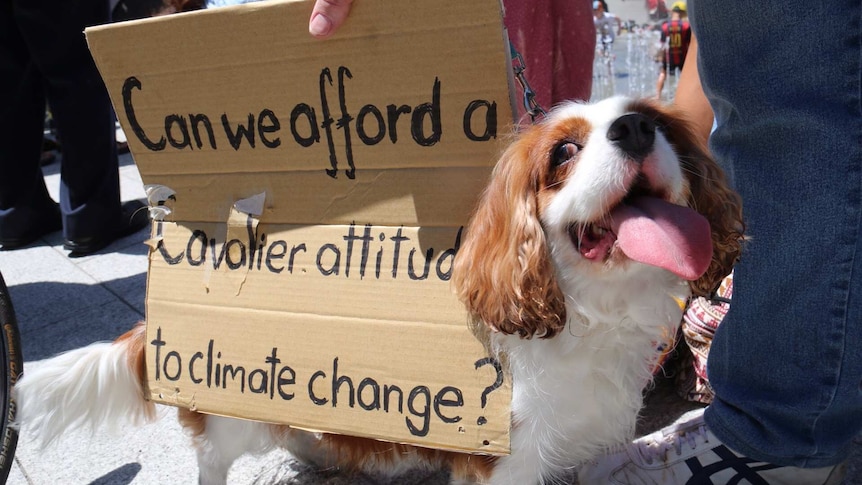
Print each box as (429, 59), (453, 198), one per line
(692, 0), (862, 467)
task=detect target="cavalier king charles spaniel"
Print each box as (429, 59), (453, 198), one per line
(14, 96), (743, 484)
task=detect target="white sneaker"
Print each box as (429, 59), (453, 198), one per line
(578, 408), (846, 485)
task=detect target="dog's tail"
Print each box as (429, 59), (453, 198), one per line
(13, 321), (156, 446)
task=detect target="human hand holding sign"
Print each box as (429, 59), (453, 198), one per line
(309, 0), (354, 38)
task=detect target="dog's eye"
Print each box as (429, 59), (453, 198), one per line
(552, 142), (580, 167)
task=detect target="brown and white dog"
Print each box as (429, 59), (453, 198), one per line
(14, 96), (743, 485)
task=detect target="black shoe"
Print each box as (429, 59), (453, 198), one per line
(63, 200), (150, 257)
(0, 206), (62, 251)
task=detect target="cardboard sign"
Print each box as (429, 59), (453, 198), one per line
(85, 0), (514, 454)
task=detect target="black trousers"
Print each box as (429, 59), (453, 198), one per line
(0, 0), (120, 241)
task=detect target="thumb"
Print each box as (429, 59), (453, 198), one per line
(309, 0), (354, 38)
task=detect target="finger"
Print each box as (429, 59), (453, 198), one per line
(309, 0), (354, 38)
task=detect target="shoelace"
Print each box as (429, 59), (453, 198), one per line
(633, 421), (710, 465)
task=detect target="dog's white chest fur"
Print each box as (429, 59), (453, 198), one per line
(490, 269), (688, 483)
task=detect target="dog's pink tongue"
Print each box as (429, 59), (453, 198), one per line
(610, 197), (712, 280)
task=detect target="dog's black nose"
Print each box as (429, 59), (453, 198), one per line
(607, 113), (656, 160)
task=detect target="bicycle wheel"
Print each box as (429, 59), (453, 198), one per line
(0, 272), (22, 482)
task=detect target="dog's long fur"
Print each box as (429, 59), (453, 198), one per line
(14, 97), (743, 485)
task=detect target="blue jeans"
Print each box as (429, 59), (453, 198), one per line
(693, 0), (862, 467)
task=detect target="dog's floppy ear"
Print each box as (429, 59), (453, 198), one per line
(641, 101), (745, 297)
(452, 129), (566, 339)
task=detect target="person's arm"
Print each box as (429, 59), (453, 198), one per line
(672, 35), (713, 148)
(309, 0), (354, 38)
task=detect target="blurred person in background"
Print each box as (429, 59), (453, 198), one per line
(655, 2), (691, 100)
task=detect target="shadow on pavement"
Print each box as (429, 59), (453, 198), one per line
(89, 462), (142, 485)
